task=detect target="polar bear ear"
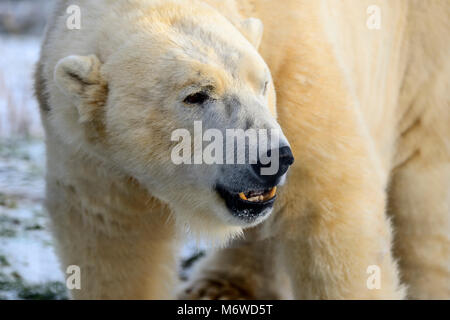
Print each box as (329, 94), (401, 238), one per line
(54, 54), (105, 99)
(54, 55), (108, 122)
(240, 18), (264, 50)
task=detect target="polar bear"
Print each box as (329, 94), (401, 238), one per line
(36, 0), (449, 299)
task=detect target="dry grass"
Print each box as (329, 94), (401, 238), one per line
(0, 73), (32, 138)
(0, 35), (43, 139)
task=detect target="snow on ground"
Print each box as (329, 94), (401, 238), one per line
(0, 139), (67, 300)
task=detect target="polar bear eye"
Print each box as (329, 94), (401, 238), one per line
(183, 92), (210, 105)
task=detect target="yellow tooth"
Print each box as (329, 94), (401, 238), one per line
(239, 192), (248, 201)
(268, 187), (277, 199)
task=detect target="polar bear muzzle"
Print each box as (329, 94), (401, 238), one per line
(216, 145), (294, 222)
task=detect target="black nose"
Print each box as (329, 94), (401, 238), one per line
(251, 146), (294, 184)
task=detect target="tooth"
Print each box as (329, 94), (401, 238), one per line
(239, 189), (277, 202)
(268, 187), (277, 199)
(239, 193), (248, 200)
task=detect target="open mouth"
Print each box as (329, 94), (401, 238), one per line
(216, 185), (277, 222)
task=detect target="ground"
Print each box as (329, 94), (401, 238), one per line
(0, 138), (68, 299)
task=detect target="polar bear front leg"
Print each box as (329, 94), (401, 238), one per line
(275, 167), (406, 299)
(389, 156), (450, 299)
(388, 129), (450, 299)
(272, 94), (406, 299)
(46, 174), (179, 300)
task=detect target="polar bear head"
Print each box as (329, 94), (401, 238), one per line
(51, 0), (293, 240)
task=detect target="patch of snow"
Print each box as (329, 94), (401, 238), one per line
(0, 139), (65, 299)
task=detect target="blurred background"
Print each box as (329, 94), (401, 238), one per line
(0, 0), (203, 300)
